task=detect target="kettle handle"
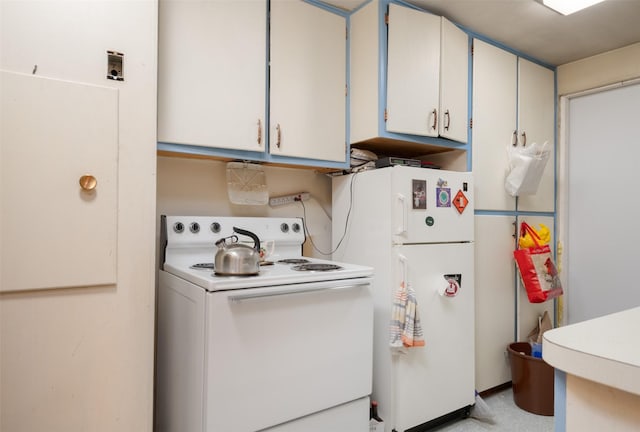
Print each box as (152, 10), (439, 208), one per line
(233, 227), (261, 252)
(215, 234), (238, 247)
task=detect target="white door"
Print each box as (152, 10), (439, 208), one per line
(157, 0), (266, 151)
(517, 59), (556, 212)
(474, 215), (516, 392)
(439, 17), (469, 143)
(472, 39), (517, 211)
(270, 0), (346, 162)
(386, 3), (440, 136)
(390, 167), (474, 244)
(393, 243), (475, 431)
(562, 83), (640, 324)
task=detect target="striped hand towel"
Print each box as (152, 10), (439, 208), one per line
(389, 282), (425, 351)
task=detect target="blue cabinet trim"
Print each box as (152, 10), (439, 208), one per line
(554, 370), (567, 432)
(157, 142), (350, 170)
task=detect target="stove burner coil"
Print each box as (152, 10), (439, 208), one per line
(277, 258), (311, 264)
(191, 263), (215, 270)
(292, 263), (343, 272)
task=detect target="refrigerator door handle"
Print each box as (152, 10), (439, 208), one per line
(395, 193), (408, 235)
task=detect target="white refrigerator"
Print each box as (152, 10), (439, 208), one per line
(332, 165), (475, 432)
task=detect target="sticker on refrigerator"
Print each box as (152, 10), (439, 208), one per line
(412, 179), (426, 209)
(453, 190), (469, 214)
(436, 187), (451, 208)
(441, 274), (462, 297)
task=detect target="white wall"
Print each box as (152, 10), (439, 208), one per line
(0, 2), (157, 431)
(557, 42), (640, 95)
(157, 157), (334, 258)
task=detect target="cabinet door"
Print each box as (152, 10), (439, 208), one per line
(439, 17), (468, 143)
(270, 1), (346, 162)
(517, 59), (556, 212)
(475, 215), (516, 392)
(348, 0), (380, 145)
(472, 39), (517, 211)
(157, 0), (266, 152)
(1, 72), (118, 292)
(386, 3), (440, 137)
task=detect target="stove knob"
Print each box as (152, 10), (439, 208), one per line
(210, 222), (221, 233)
(292, 223), (301, 233)
(190, 222), (200, 233)
(280, 223), (289, 233)
(173, 222), (185, 234)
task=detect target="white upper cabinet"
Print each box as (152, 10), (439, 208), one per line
(439, 17), (470, 143)
(349, 0), (469, 163)
(158, 0), (347, 166)
(517, 59), (556, 212)
(472, 39), (555, 212)
(349, 0), (383, 145)
(386, 4), (468, 143)
(472, 39), (518, 211)
(158, 0), (266, 153)
(386, 4), (440, 137)
(270, 0), (346, 162)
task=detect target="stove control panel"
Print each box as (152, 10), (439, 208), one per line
(162, 216), (306, 249)
(280, 222), (302, 233)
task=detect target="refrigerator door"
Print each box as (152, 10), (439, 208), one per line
(391, 166), (473, 244)
(392, 242), (475, 431)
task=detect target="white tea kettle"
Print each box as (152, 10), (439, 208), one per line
(214, 227), (261, 276)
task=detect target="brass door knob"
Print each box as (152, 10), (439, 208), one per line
(79, 175), (97, 191)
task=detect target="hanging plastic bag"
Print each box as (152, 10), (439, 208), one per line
(518, 223), (551, 248)
(513, 222), (563, 303)
(505, 141), (550, 197)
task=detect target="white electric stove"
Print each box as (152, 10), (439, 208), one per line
(155, 216), (374, 432)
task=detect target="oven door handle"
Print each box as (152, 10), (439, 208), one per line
(227, 281), (370, 302)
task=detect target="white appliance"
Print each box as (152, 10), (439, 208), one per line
(155, 216), (374, 432)
(332, 166), (475, 431)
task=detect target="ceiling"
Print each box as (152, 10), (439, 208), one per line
(327, 0), (640, 66)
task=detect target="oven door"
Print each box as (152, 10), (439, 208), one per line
(205, 278), (373, 432)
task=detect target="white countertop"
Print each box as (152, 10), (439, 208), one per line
(543, 306), (640, 396)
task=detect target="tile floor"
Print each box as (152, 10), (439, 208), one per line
(432, 387), (554, 431)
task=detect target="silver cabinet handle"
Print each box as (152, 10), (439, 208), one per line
(228, 281), (370, 302)
(431, 109), (438, 131)
(276, 123), (282, 148)
(257, 119), (262, 146)
(512, 130), (518, 147)
(521, 131), (527, 146)
(444, 109), (450, 131)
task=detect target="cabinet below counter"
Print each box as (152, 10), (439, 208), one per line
(543, 307), (640, 431)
